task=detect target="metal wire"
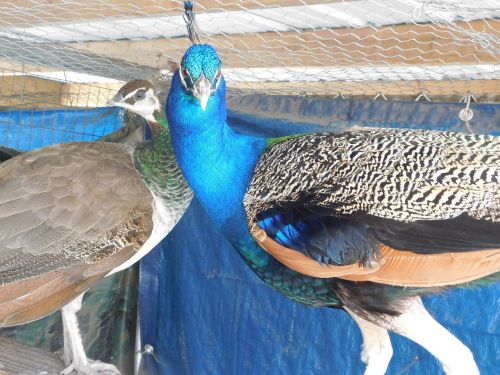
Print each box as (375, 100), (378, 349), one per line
(0, 1), (497, 102)
(0, 66), (123, 150)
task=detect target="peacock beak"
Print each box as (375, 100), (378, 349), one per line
(193, 74), (212, 111)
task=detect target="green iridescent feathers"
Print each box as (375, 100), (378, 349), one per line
(133, 112), (192, 202)
(265, 134), (305, 150)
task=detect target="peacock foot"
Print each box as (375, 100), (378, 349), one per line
(442, 347), (479, 375)
(361, 337), (393, 375)
(60, 359), (122, 375)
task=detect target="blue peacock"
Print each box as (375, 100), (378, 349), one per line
(165, 4), (500, 374)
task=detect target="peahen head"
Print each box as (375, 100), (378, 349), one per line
(108, 80), (161, 122)
(178, 44), (223, 111)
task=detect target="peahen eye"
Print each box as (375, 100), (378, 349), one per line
(135, 89), (146, 99)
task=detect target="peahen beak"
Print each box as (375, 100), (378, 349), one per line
(193, 74), (211, 111)
(106, 92), (121, 107)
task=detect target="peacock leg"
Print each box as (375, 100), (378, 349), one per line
(60, 293), (121, 375)
(344, 307), (393, 375)
(361, 297), (478, 375)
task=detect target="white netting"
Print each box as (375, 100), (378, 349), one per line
(0, 65), (128, 150)
(0, 0), (498, 103)
(0, 68), (121, 108)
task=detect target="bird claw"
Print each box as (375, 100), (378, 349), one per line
(60, 359), (122, 375)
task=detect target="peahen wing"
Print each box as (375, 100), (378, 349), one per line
(0, 142), (154, 325)
(244, 128), (500, 266)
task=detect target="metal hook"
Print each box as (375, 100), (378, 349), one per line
(458, 92), (477, 122)
(334, 92), (345, 100)
(372, 92), (388, 101)
(459, 91), (477, 104)
(412, 3), (423, 19)
(415, 92), (431, 102)
(459, 92), (477, 133)
(137, 344), (162, 364)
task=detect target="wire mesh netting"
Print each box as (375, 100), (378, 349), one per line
(0, 2), (498, 374)
(0, 0), (497, 104)
(0, 68), (125, 150)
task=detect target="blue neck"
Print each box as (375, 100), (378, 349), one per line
(167, 72), (266, 232)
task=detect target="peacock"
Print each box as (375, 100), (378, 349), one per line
(165, 5), (499, 374)
(0, 80), (192, 374)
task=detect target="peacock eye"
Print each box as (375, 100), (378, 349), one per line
(213, 69), (222, 90)
(135, 89), (146, 99)
(180, 67), (194, 90)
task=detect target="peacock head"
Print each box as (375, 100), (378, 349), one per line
(178, 44), (223, 111)
(108, 80), (161, 122)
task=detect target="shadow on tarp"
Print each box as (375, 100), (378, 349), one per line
(139, 97), (499, 375)
(0, 106), (124, 151)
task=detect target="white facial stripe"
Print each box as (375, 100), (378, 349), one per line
(123, 88), (141, 101)
(214, 71), (222, 90)
(179, 68), (191, 93)
(111, 87), (160, 122)
(180, 67), (222, 99)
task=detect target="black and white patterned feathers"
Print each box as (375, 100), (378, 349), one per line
(244, 128), (500, 264)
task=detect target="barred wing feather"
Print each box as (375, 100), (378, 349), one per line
(244, 128), (500, 266)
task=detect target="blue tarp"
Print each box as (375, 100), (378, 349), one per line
(139, 97), (499, 375)
(0, 107), (124, 150)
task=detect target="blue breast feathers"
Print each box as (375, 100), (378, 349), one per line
(167, 64), (266, 230)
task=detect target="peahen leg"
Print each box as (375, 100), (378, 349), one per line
(357, 297), (478, 375)
(344, 307), (393, 375)
(60, 293), (121, 375)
